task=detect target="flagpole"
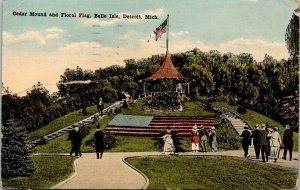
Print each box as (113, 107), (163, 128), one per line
(166, 14), (169, 52)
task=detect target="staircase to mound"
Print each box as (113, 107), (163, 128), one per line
(104, 116), (216, 138)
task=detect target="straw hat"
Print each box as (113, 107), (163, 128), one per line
(192, 125), (198, 132)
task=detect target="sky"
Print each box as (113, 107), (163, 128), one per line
(2, 0), (299, 95)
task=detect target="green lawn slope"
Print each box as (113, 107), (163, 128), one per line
(28, 103), (111, 141)
(127, 156), (297, 190)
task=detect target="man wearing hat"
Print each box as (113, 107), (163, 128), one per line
(251, 124), (261, 159)
(241, 126), (251, 158)
(94, 125), (105, 159)
(209, 126), (217, 152)
(259, 124), (269, 162)
(199, 125), (208, 152)
(97, 97), (104, 115)
(191, 125), (200, 152)
(269, 127), (282, 162)
(282, 124), (293, 161)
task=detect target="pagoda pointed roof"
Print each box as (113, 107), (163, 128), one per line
(146, 51), (188, 81)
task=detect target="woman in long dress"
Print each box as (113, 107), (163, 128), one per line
(162, 130), (175, 153)
(269, 127), (282, 162)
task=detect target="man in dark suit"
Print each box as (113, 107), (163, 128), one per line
(260, 124), (269, 162)
(241, 126), (251, 158)
(282, 124), (293, 161)
(252, 124), (261, 159)
(73, 127), (83, 157)
(94, 126), (105, 159)
(67, 127), (76, 156)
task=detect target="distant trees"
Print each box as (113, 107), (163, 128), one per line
(2, 45), (298, 133)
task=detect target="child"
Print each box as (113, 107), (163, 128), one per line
(191, 125), (200, 152)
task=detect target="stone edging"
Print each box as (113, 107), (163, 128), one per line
(50, 157), (79, 189)
(122, 156), (150, 190)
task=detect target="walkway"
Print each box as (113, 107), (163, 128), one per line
(51, 148), (298, 189)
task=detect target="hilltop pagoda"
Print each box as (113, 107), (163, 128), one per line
(142, 51), (190, 95)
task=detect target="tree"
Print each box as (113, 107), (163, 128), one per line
(280, 92), (299, 131)
(58, 66), (96, 114)
(285, 8), (299, 57)
(2, 119), (34, 178)
(27, 82), (51, 106)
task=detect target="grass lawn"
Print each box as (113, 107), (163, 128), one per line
(27, 103), (111, 141)
(32, 115), (113, 153)
(212, 102), (298, 151)
(122, 101), (215, 116)
(2, 155), (76, 189)
(126, 156), (297, 190)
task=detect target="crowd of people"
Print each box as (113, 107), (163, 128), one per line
(190, 125), (217, 153)
(241, 124), (294, 162)
(161, 125), (218, 154)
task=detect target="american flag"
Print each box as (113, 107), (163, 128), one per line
(154, 17), (168, 41)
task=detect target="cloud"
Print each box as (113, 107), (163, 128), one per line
(81, 8), (165, 26)
(215, 38), (288, 61)
(3, 27), (66, 45)
(4, 31), (46, 44)
(170, 31), (189, 37)
(45, 27), (66, 40)
(242, 0), (257, 2)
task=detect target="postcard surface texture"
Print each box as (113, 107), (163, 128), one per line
(1, 0), (299, 189)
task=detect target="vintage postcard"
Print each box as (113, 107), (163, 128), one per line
(2, 0), (299, 189)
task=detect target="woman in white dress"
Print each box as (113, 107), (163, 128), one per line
(269, 127), (282, 162)
(162, 130), (175, 153)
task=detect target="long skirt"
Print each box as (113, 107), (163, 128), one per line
(270, 146), (280, 159)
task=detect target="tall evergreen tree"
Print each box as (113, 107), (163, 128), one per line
(2, 119), (34, 178)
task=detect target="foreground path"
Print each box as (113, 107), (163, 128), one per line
(51, 149), (298, 189)
(52, 152), (161, 189)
